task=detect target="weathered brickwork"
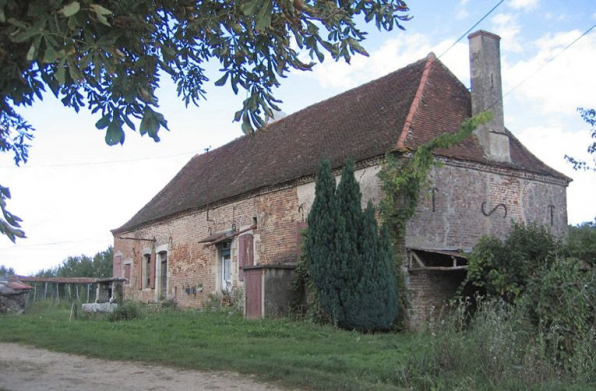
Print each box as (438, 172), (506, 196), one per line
(406, 160), (568, 251)
(114, 186), (305, 309)
(407, 269), (467, 326)
(114, 156), (568, 327)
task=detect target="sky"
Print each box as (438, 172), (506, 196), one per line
(1, 0), (595, 275)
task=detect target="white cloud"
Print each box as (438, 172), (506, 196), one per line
(508, 0), (539, 11)
(503, 30), (596, 115)
(456, 0), (470, 20)
(301, 33), (469, 91)
(491, 13), (523, 53)
(515, 124), (596, 224)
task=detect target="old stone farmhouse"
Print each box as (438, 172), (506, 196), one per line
(112, 31), (570, 325)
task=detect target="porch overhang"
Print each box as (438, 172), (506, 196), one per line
(407, 247), (469, 272)
(199, 225), (257, 246)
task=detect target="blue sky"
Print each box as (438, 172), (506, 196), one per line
(2, 0), (595, 275)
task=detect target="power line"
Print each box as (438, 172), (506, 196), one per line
(0, 149), (199, 169)
(437, 0), (505, 60)
(0, 235), (110, 249)
(501, 23), (596, 102)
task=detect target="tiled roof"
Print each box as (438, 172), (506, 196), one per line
(113, 54), (569, 233)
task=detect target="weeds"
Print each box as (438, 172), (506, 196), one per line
(398, 297), (596, 390)
(108, 301), (143, 322)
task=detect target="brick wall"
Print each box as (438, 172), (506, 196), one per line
(406, 159), (568, 251)
(113, 185), (304, 309)
(114, 156), (568, 324)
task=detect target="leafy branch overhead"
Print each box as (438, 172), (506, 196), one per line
(0, 0), (410, 147)
(0, 0), (409, 241)
(565, 107), (596, 171)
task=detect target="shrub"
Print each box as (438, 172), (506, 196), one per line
(465, 222), (561, 302)
(108, 301), (142, 322)
(398, 297), (596, 390)
(305, 159), (398, 331)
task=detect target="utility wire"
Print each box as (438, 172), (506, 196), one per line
(500, 23), (596, 102)
(0, 149), (199, 169)
(437, 0), (505, 60)
(0, 235), (110, 249)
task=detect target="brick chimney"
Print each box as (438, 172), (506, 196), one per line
(468, 30), (511, 163)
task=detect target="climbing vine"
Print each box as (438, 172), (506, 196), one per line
(379, 112), (493, 241)
(378, 112), (492, 328)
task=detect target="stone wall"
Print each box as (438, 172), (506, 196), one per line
(406, 159), (568, 252)
(114, 186), (305, 309)
(114, 157), (568, 324)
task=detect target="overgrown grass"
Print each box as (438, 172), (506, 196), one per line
(3, 300), (595, 390)
(399, 298), (596, 390)
(0, 301), (411, 390)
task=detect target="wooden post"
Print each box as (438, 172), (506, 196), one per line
(86, 284), (90, 303)
(33, 283), (37, 302)
(68, 284), (72, 300)
(76, 284), (80, 301)
(56, 283), (59, 302)
(44, 282), (48, 300)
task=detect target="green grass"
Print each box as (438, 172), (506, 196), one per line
(0, 302), (412, 390)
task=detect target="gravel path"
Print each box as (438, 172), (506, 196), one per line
(0, 343), (282, 391)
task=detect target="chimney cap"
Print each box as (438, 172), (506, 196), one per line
(468, 30), (501, 41)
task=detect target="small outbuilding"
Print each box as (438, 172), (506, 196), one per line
(0, 280), (34, 314)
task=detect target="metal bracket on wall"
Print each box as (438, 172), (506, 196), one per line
(481, 202), (507, 218)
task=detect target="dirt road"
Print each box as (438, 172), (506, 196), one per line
(0, 343), (282, 391)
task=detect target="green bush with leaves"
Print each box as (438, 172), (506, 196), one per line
(465, 222), (561, 302)
(305, 159), (398, 332)
(108, 301), (143, 322)
(566, 219), (596, 266)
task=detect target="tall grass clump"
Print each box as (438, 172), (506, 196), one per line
(398, 296), (596, 390)
(108, 300), (143, 321)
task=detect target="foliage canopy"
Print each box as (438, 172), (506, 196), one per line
(0, 0), (410, 241)
(565, 107), (596, 171)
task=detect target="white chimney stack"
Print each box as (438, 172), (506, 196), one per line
(468, 30), (511, 163)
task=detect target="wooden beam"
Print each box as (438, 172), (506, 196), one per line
(409, 265), (468, 271)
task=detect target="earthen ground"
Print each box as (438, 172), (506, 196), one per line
(0, 343), (282, 391)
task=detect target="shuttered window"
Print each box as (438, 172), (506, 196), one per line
(238, 234), (254, 282)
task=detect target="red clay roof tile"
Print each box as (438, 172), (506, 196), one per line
(113, 55), (569, 233)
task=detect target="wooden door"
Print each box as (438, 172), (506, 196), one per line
(245, 269), (262, 319)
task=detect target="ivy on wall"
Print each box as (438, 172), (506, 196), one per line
(378, 112), (492, 328)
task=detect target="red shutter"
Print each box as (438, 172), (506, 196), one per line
(124, 264), (131, 281)
(239, 234), (254, 282)
(150, 250), (156, 289)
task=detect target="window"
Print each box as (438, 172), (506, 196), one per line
(220, 241), (232, 294)
(158, 251), (168, 299)
(144, 254), (151, 288)
(124, 263), (131, 283)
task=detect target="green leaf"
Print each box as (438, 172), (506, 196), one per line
(60, 2), (81, 17)
(43, 45), (59, 63)
(140, 107), (158, 137)
(105, 121), (124, 145)
(255, 0), (272, 32)
(91, 4), (112, 26)
(95, 114), (111, 130)
(26, 43), (36, 61)
(214, 73), (228, 86)
(91, 4), (112, 16)
(55, 64), (66, 86)
(241, 0), (262, 16)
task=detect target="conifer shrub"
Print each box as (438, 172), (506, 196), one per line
(305, 158), (398, 331)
